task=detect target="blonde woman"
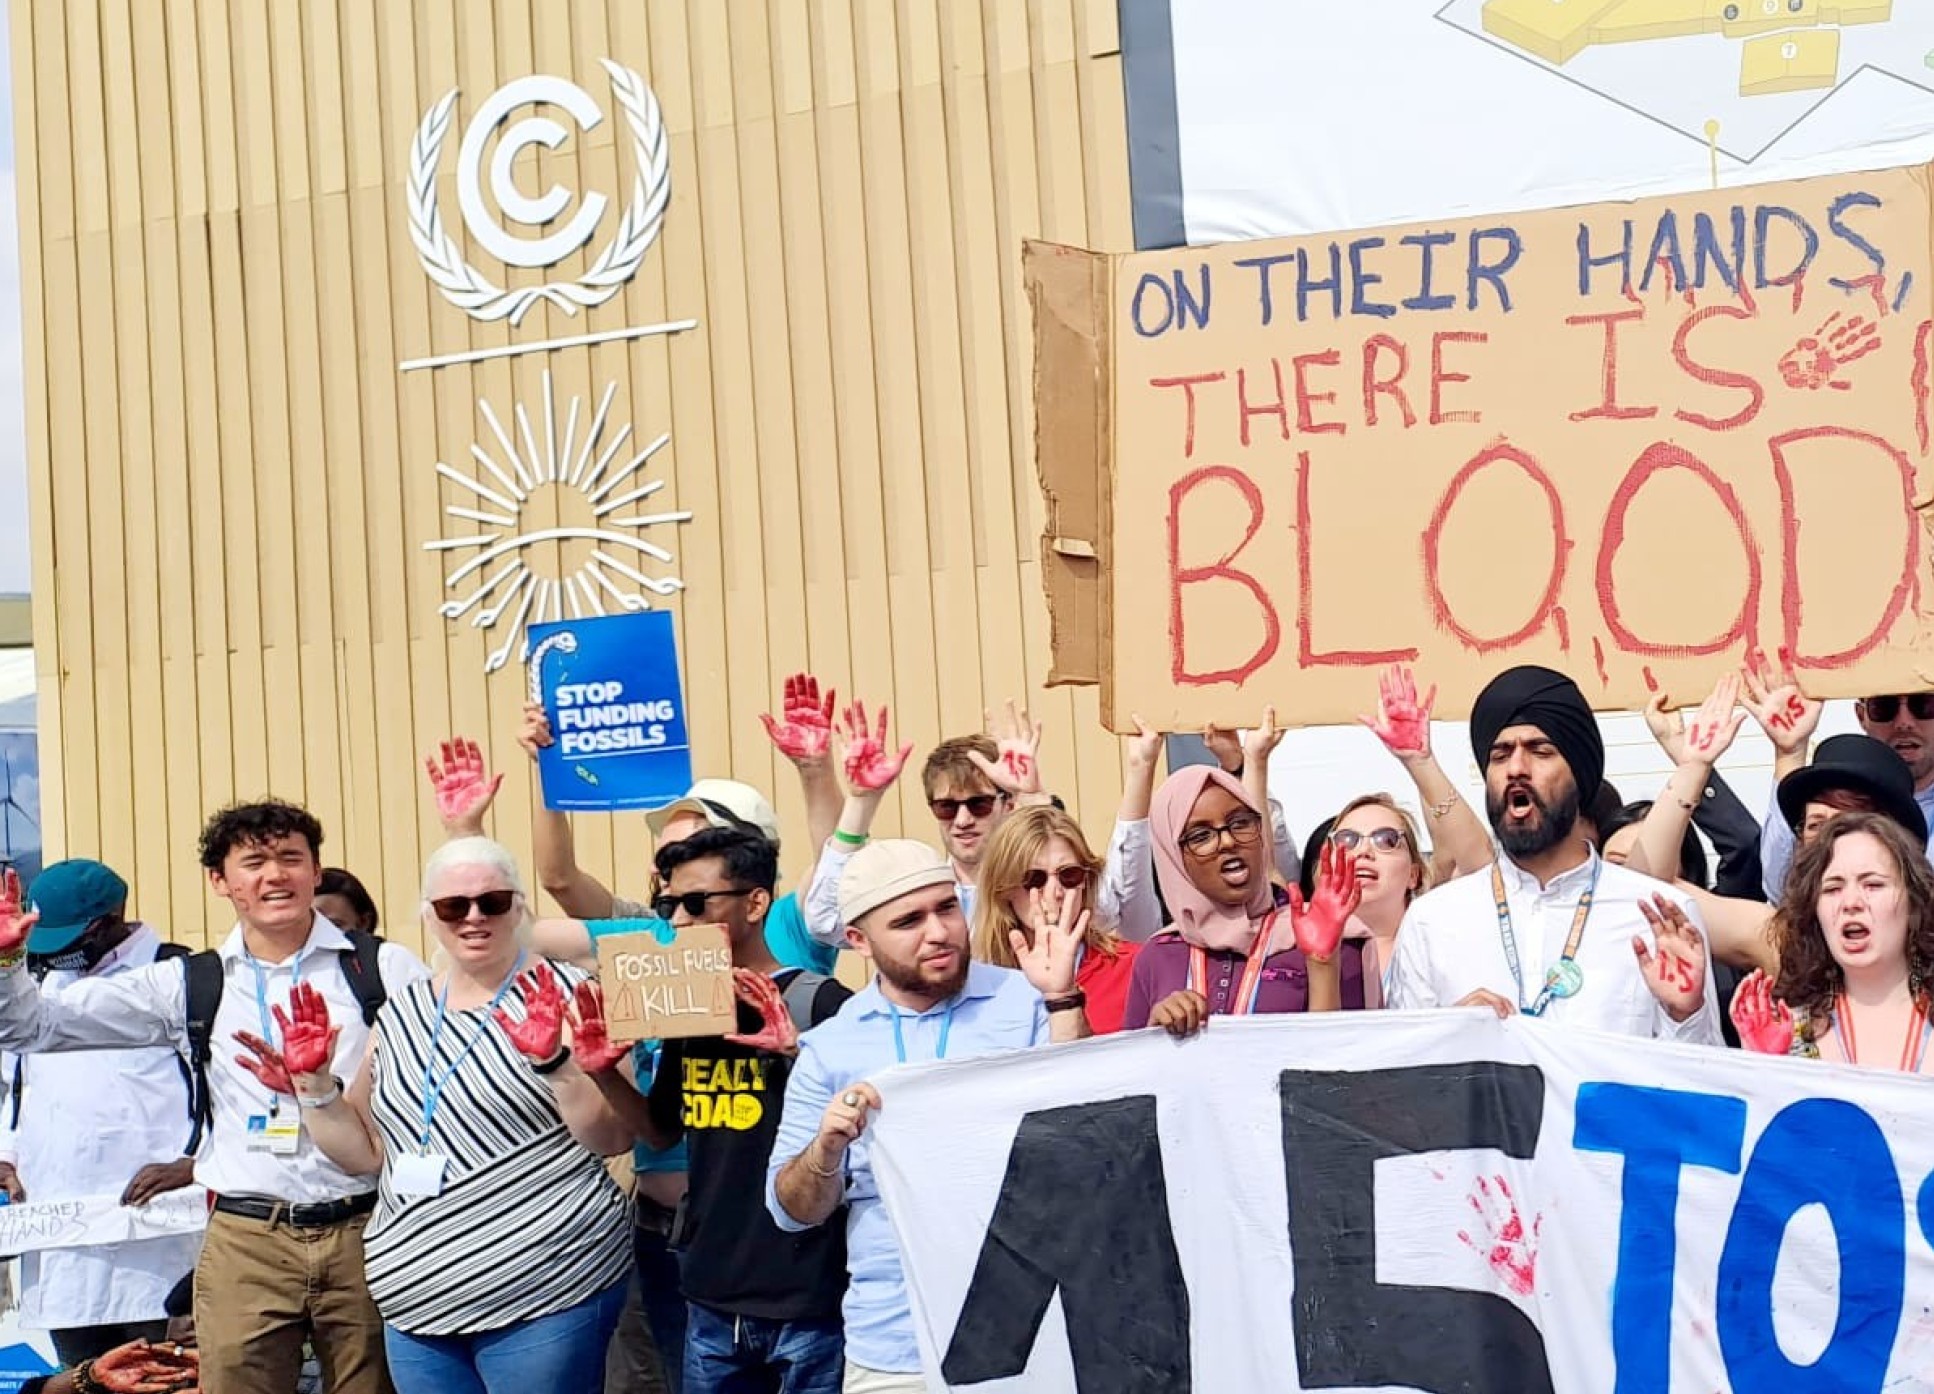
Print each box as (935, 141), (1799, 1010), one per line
(1325, 793), (1433, 1007)
(972, 806), (1141, 1033)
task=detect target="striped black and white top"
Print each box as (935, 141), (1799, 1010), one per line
(361, 961), (630, 1335)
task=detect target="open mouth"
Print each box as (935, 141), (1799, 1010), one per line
(261, 890), (296, 906)
(1219, 854), (1252, 884)
(1838, 922), (1872, 950)
(454, 927), (494, 947)
(1505, 787), (1537, 820)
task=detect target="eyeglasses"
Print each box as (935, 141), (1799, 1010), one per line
(1863, 694), (1934, 722)
(930, 794), (1002, 822)
(1330, 827), (1407, 854)
(429, 890), (518, 924)
(1179, 810), (1264, 859)
(1021, 866), (1090, 892)
(652, 888), (754, 921)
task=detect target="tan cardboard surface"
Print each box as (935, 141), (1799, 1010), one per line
(596, 925), (739, 1041)
(1032, 164), (1934, 728)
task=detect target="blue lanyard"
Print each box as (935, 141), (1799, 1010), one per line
(420, 953), (525, 1148)
(1491, 858), (1598, 1017)
(888, 999), (955, 1064)
(243, 949), (303, 1103)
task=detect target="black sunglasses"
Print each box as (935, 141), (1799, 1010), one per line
(652, 888), (754, 921)
(931, 794), (1002, 821)
(1864, 694), (1934, 722)
(1021, 866), (1090, 892)
(429, 890), (518, 924)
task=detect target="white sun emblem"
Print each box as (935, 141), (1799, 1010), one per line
(425, 371), (692, 671)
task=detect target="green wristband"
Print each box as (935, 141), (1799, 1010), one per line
(832, 829), (868, 848)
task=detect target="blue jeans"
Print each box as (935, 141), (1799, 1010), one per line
(383, 1281), (627, 1394)
(683, 1301), (843, 1394)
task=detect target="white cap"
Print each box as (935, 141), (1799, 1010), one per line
(646, 778), (782, 851)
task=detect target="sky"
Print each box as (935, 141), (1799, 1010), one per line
(0, 17), (34, 596)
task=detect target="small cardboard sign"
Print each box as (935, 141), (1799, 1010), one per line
(595, 923), (739, 1040)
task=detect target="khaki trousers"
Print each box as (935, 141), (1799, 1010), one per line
(193, 1208), (393, 1394)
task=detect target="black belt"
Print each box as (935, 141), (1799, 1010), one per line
(213, 1191), (376, 1228)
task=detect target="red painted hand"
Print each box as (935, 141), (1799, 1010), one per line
(759, 672), (837, 763)
(566, 980), (631, 1074)
(969, 699), (1046, 797)
(1457, 1174), (1541, 1297)
(1359, 663), (1437, 762)
(90, 1338), (200, 1392)
(423, 737), (504, 830)
(271, 982), (339, 1078)
(1778, 311), (1880, 391)
(1289, 839), (1360, 963)
(0, 867), (38, 958)
(836, 700), (914, 794)
(1633, 895), (1707, 1021)
(1740, 649), (1821, 757)
(724, 969), (800, 1055)
(495, 962), (567, 1062)
(231, 1030), (296, 1098)
(1680, 672), (1746, 767)
(1730, 969), (1796, 1056)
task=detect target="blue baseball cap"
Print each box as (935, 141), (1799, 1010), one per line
(27, 859), (129, 954)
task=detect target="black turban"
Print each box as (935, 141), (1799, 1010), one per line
(1469, 665), (1604, 804)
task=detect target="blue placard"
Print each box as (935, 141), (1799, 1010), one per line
(526, 611), (695, 812)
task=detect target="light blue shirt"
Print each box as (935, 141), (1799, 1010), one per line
(1759, 783), (1934, 899)
(764, 961), (1049, 1374)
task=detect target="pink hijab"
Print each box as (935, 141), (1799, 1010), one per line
(1150, 766), (1277, 954)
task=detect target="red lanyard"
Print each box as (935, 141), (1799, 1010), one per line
(1188, 911), (1277, 1017)
(1834, 993), (1931, 1072)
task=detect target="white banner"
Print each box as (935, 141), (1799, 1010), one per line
(869, 1012), (1934, 1393)
(0, 1189), (206, 1256)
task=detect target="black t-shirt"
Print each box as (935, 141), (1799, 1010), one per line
(649, 970), (852, 1320)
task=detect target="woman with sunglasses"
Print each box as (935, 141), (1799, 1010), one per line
(972, 806), (1141, 1033)
(1321, 795), (1432, 1008)
(1122, 766), (1364, 1035)
(1731, 811), (1934, 1070)
(243, 836), (635, 1394)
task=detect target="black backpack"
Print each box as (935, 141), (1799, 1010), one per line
(177, 930), (388, 1152)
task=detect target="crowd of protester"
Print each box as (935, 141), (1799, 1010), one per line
(0, 653), (1926, 1393)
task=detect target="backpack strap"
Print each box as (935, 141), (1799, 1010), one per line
(338, 930), (387, 1026)
(178, 950), (225, 1156)
(779, 971), (832, 1033)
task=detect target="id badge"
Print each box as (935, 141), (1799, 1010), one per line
(392, 1152), (448, 1198)
(247, 1113), (302, 1156)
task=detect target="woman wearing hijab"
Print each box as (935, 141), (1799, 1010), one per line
(1121, 766), (1365, 1034)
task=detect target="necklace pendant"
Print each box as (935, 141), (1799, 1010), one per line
(1546, 959), (1584, 1000)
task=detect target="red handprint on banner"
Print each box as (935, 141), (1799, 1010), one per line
(1458, 1174), (1542, 1298)
(1778, 312), (1880, 392)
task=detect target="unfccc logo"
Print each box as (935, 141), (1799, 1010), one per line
(407, 60), (669, 325)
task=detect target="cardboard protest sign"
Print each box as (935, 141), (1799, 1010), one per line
(595, 922), (738, 1041)
(526, 610), (694, 810)
(1031, 162), (1934, 728)
(868, 1012), (1934, 1392)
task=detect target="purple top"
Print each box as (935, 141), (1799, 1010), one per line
(1121, 932), (1368, 1029)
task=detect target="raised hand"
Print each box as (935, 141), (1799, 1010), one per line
(1633, 895), (1707, 1022)
(1359, 664), (1438, 764)
(1125, 713), (1163, 771)
(1740, 649), (1821, 757)
(835, 700), (914, 794)
(1245, 705), (1286, 764)
(495, 962), (568, 1062)
(515, 701), (555, 761)
(90, 1338), (201, 1392)
(1202, 723), (1244, 775)
(1642, 690), (1689, 766)
(1730, 969), (1796, 1056)
(566, 980), (631, 1074)
(970, 699), (1045, 797)
(272, 982), (339, 1078)
(724, 969), (801, 1055)
(1288, 839), (1361, 963)
(1148, 989), (1210, 1038)
(760, 672), (837, 764)
(424, 737), (504, 832)
(232, 1030), (296, 1097)
(1680, 672), (1747, 767)
(1010, 884), (1087, 998)
(0, 867), (39, 958)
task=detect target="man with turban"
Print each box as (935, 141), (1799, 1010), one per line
(1386, 666), (1722, 1043)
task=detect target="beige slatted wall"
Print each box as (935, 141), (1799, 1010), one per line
(9, 0), (1135, 956)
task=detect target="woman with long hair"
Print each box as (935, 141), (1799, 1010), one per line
(1323, 794), (1431, 1008)
(1732, 810), (1934, 1069)
(972, 805), (1141, 1034)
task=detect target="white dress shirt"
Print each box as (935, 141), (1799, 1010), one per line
(0, 926), (203, 1328)
(0, 914), (428, 1203)
(1386, 851), (1722, 1044)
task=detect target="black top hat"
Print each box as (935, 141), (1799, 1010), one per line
(1777, 733), (1928, 844)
